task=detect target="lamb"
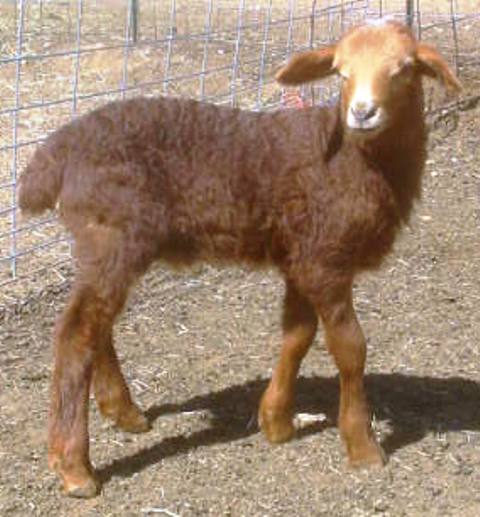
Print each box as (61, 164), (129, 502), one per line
(18, 20), (460, 498)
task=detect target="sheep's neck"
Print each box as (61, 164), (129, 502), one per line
(354, 95), (427, 223)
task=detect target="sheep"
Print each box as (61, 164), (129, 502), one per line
(18, 20), (460, 498)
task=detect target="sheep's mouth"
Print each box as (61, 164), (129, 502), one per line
(350, 125), (378, 132)
(345, 106), (386, 135)
(346, 124), (384, 138)
(346, 118), (385, 132)
(346, 115), (388, 136)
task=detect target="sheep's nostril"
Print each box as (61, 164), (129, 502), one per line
(350, 104), (378, 122)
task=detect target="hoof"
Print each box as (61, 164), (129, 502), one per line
(347, 440), (387, 469)
(259, 408), (295, 444)
(116, 405), (151, 434)
(49, 454), (100, 498)
(64, 476), (99, 499)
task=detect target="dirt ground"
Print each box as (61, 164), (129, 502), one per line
(0, 102), (479, 516)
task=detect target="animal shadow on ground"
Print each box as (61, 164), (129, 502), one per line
(98, 374), (480, 484)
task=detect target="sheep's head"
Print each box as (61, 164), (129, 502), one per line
(276, 20), (461, 138)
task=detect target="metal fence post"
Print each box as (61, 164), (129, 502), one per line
(406, 0), (414, 28)
(131, 0), (139, 43)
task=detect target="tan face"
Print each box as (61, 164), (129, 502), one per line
(275, 20), (461, 137)
(334, 22), (418, 134)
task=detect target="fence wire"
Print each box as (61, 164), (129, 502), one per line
(0, 0), (479, 308)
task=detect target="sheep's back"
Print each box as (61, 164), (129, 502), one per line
(57, 97), (304, 265)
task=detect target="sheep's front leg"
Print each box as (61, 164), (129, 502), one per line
(316, 283), (386, 468)
(259, 282), (318, 443)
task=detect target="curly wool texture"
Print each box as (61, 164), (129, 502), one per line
(18, 94), (425, 297)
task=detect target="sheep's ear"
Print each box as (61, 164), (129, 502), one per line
(416, 43), (462, 94)
(276, 46), (337, 86)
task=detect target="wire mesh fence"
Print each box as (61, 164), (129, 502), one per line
(0, 0), (479, 310)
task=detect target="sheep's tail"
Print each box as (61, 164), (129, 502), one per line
(18, 126), (72, 216)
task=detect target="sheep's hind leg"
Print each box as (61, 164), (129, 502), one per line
(48, 282), (112, 498)
(316, 280), (386, 468)
(48, 226), (153, 497)
(93, 330), (150, 433)
(259, 281), (318, 443)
